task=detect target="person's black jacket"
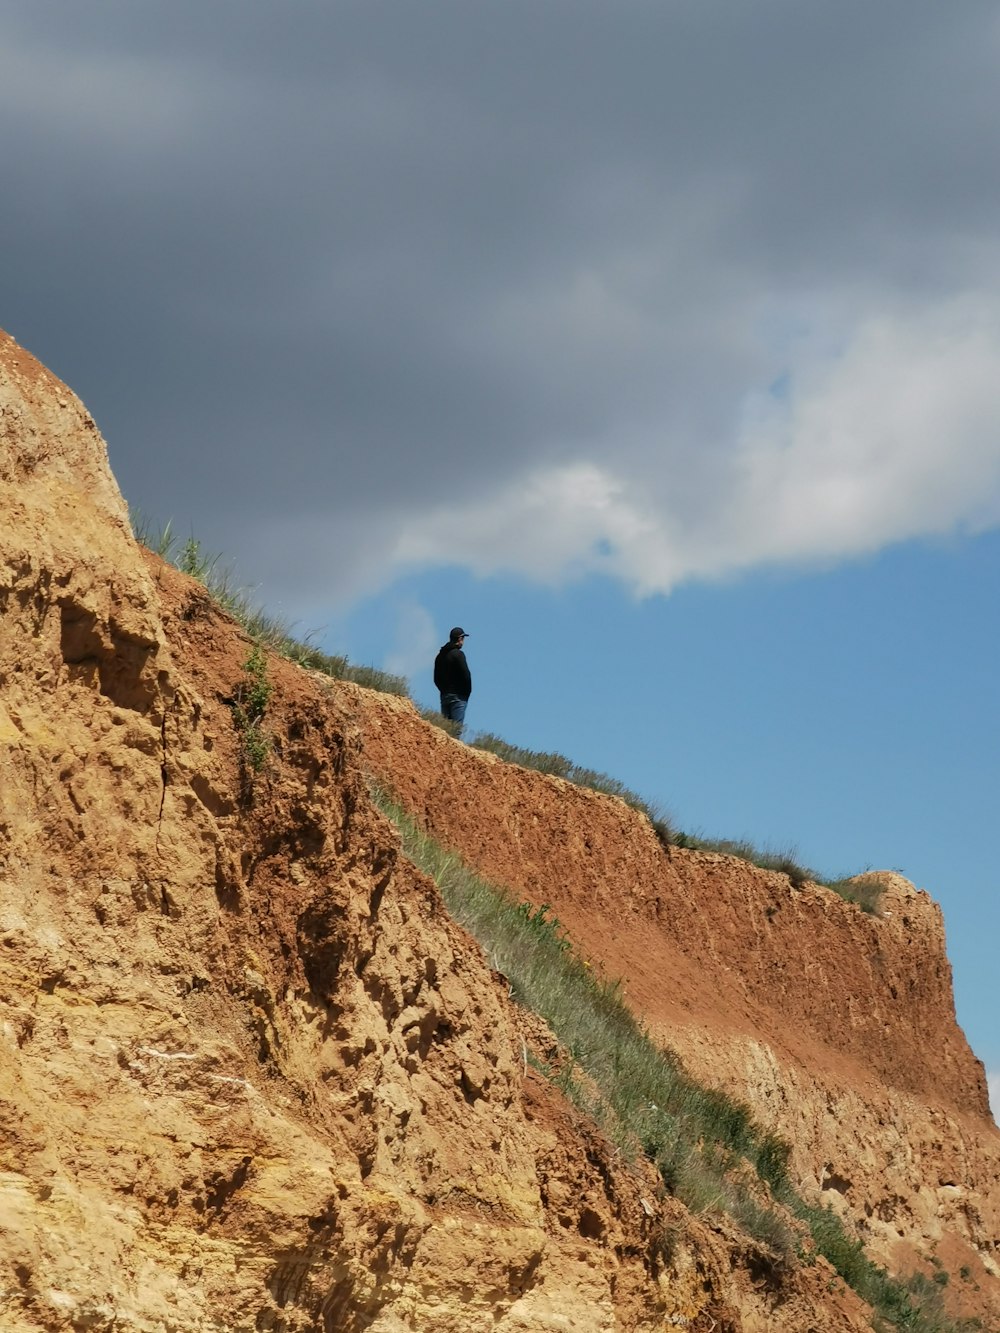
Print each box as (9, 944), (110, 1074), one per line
(433, 642), (472, 700)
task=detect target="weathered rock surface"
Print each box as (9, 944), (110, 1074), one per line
(0, 326), (997, 1331)
(344, 686), (1000, 1327)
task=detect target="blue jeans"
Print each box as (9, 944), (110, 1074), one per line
(440, 694), (467, 735)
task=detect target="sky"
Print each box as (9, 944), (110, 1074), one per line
(1, 2), (997, 1111)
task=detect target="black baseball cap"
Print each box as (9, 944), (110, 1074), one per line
(449, 627), (469, 641)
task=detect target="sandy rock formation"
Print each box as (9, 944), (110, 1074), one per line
(0, 325), (995, 1331)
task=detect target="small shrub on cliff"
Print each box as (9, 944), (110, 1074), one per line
(178, 535), (221, 582)
(232, 644), (273, 775)
(512, 900), (571, 953)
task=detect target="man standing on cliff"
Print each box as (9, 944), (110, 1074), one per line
(433, 627), (472, 736)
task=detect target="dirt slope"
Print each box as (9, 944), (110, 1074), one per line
(0, 325), (996, 1330)
(340, 670), (1000, 1325)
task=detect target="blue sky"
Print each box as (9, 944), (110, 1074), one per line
(1, 1), (998, 1112)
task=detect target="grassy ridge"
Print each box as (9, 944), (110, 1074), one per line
(465, 733), (884, 914)
(132, 518), (408, 695)
(375, 790), (980, 1333)
(134, 516), (882, 908)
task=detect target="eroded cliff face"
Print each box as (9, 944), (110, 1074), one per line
(341, 688), (1000, 1326)
(0, 326), (996, 1332)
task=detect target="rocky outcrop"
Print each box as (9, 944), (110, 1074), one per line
(1, 326), (997, 1331)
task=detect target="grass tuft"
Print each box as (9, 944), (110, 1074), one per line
(231, 644), (273, 777)
(419, 708), (465, 738)
(677, 835), (818, 889)
(824, 874), (886, 915)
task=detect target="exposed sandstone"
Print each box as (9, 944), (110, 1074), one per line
(0, 326), (996, 1330)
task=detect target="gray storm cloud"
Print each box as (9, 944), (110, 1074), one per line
(2, 0), (999, 612)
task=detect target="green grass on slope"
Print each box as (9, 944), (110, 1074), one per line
(373, 790), (981, 1333)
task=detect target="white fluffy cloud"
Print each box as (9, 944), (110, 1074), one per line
(989, 1071), (1000, 1126)
(383, 298), (1000, 599)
